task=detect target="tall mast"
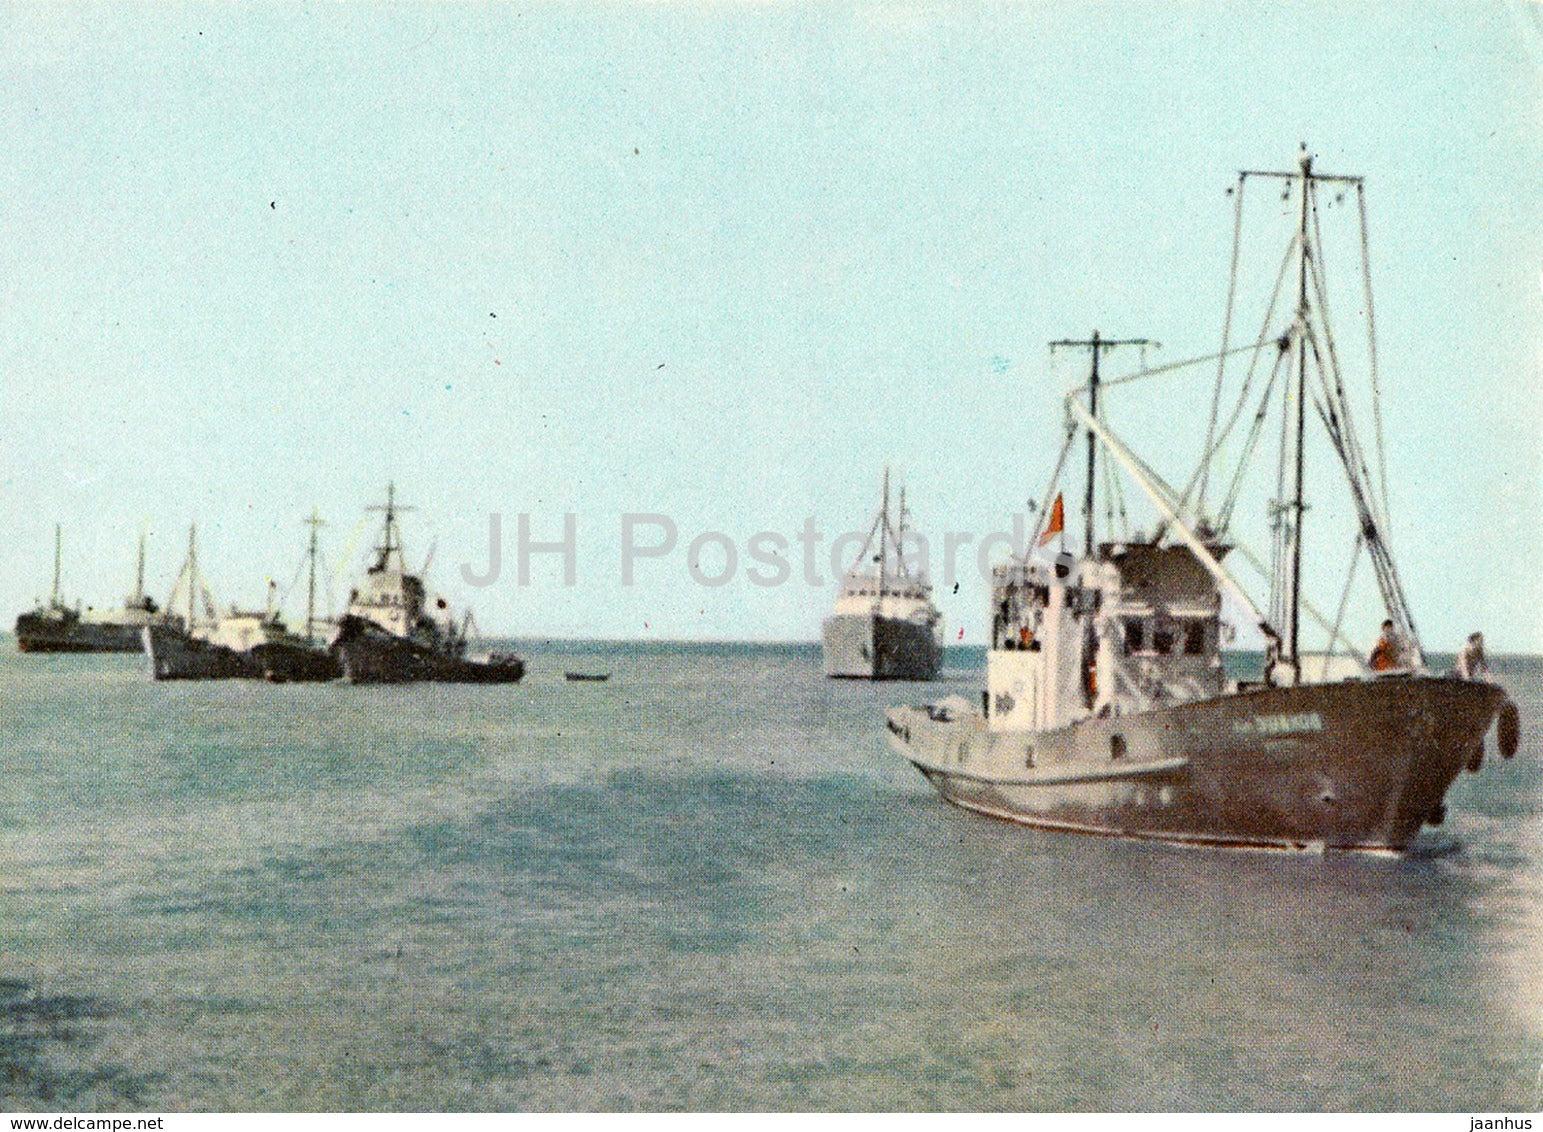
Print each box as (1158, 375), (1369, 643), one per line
(1085, 330), (1100, 557)
(1050, 331), (1156, 556)
(1286, 150), (1313, 676)
(897, 485), (908, 579)
(303, 508), (325, 641)
(51, 524), (62, 606)
(367, 481), (412, 570)
(134, 531), (146, 602)
(186, 524), (198, 628)
(876, 466), (890, 601)
(384, 481), (396, 560)
(1234, 150), (1367, 673)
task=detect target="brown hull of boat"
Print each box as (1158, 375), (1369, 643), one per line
(887, 676), (1508, 852)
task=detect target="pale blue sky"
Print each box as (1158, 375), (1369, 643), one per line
(3, 2), (1539, 650)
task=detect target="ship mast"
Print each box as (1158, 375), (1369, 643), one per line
(185, 524), (198, 629)
(303, 508), (326, 642)
(51, 524), (62, 607)
(1286, 150), (1312, 679)
(1050, 331), (1156, 556)
(1233, 148), (1366, 678)
(134, 531), (146, 603)
(876, 466), (890, 605)
(367, 482), (411, 571)
(1065, 152), (1417, 676)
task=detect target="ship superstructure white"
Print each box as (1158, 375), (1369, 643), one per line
(822, 469), (942, 681)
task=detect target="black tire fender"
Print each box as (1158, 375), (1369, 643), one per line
(1498, 699), (1520, 760)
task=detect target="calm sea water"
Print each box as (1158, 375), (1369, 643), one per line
(2, 641), (1539, 1111)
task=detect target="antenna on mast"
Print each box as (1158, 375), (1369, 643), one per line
(1049, 331), (1158, 557)
(366, 482), (414, 571)
(303, 508), (326, 642)
(134, 529), (147, 604)
(876, 466), (890, 607)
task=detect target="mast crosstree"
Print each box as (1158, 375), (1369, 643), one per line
(1223, 148), (1417, 676)
(1050, 331), (1157, 555)
(366, 482), (414, 572)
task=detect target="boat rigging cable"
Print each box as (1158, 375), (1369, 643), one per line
(1323, 530), (1365, 680)
(1071, 341), (1257, 391)
(1027, 417), (1080, 551)
(1195, 173), (1249, 511)
(1357, 183), (1390, 514)
(1216, 346), (1287, 533)
(1183, 233), (1300, 525)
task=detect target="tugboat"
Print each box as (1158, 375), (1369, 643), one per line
(15, 527), (163, 653)
(886, 152), (1521, 853)
(331, 485), (525, 684)
(822, 469), (943, 680)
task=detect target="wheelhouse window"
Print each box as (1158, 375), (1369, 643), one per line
(1184, 621), (1207, 655)
(1124, 618), (1144, 655)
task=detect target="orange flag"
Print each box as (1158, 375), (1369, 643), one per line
(1038, 493), (1065, 547)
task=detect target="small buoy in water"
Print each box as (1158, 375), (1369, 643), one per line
(1498, 699), (1521, 759)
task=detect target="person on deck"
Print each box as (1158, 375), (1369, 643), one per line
(1454, 631), (1492, 682)
(1263, 626), (1285, 686)
(1368, 619), (1409, 672)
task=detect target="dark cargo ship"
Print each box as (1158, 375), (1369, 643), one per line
(16, 527), (162, 653)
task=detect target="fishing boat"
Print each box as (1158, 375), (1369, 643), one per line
(15, 527), (163, 653)
(331, 485), (525, 684)
(822, 469), (943, 680)
(564, 672), (611, 682)
(886, 152), (1521, 853)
